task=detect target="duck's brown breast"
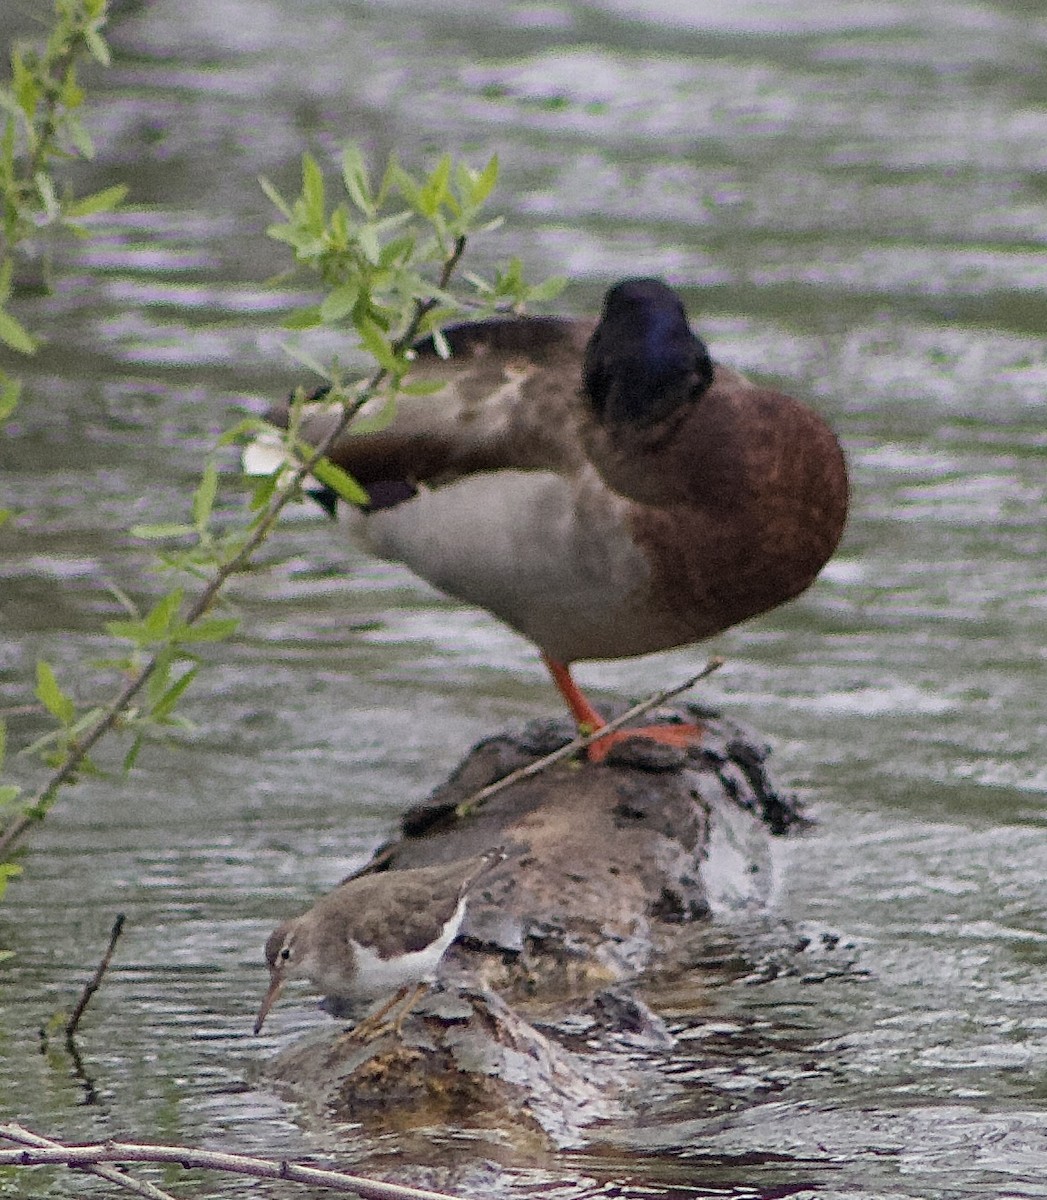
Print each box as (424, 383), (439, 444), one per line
(625, 375), (849, 643)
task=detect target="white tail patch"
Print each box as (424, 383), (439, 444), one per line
(241, 432), (293, 477)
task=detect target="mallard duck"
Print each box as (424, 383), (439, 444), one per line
(254, 278), (848, 759)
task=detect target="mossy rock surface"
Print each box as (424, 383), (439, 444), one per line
(260, 707), (807, 1145)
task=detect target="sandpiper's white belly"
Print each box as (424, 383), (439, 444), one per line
(337, 896), (467, 1003)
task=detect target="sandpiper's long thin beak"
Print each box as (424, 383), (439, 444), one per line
(253, 970), (284, 1035)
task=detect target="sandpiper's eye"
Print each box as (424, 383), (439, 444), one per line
(279, 946), (291, 961)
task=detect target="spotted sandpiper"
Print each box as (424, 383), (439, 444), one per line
(253, 851), (500, 1037)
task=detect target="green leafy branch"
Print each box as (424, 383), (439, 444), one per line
(0, 0), (125, 253)
(260, 147), (562, 366)
(239, 148), (563, 501)
(0, 0), (126, 469)
(0, 0), (126, 889)
(0, 146), (562, 870)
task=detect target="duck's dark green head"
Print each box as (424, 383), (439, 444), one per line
(583, 278), (714, 427)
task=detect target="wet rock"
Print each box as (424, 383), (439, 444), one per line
(265, 984), (625, 1147)
(260, 707), (807, 1145)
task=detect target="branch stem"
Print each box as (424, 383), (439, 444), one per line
(456, 656), (725, 818)
(0, 1125), (178, 1200)
(65, 912), (125, 1039)
(0, 1125), (461, 1200)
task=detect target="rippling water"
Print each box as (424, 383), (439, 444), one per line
(1, 1), (1045, 1196)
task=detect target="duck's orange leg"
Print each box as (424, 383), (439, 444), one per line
(541, 654), (703, 763)
(543, 654), (607, 732)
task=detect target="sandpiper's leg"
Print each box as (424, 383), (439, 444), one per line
(542, 654), (703, 763)
(388, 981), (429, 1038)
(338, 985), (410, 1045)
(338, 981), (432, 1046)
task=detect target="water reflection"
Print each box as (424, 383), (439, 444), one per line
(1, 0), (1045, 1196)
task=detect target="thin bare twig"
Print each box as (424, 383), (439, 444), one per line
(456, 656), (725, 818)
(0, 1125), (461, 1199)
(65, 913), (125, 1040)
(0, 237), (468, 863)
(0, 1125), (177, 1200)
(60, 1034), (99, 1108)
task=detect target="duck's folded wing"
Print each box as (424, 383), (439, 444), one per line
(265, 314), (596, 490)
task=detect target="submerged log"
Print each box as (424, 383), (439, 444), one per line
(260, 704), (808, 1145)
